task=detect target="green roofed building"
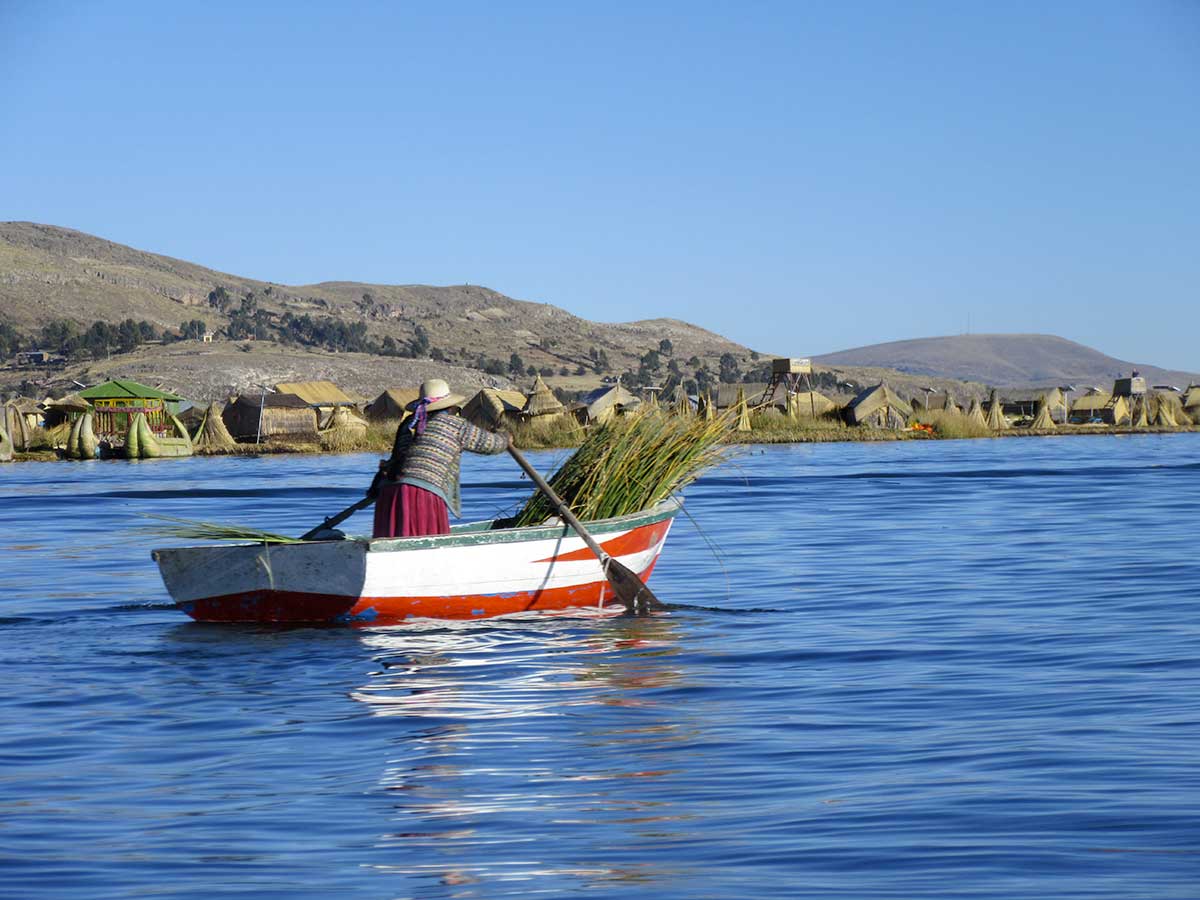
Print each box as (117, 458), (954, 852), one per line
(78, 379), (187, 440)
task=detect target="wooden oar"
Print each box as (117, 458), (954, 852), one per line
(299, 495), (375, 541)
(508, 444), (662, 616)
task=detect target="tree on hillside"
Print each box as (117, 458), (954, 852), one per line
(180, 319), (207, 341)
(659, 338), (673, 357)
(719, 352), (741, 383)
(409, 324), (430, 357)
(509, 353), (525, 375)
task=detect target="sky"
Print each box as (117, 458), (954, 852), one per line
(2, 1), (1197, 371)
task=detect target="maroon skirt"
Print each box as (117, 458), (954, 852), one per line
(373, 483), (451, 538)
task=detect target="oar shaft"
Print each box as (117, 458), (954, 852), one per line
(507, 446), (611, 564)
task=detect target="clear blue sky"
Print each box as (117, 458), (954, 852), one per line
(2, 1), (1197, 371)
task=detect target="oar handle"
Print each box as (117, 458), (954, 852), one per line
(507, 445), (611, 565)
(299, 495), (375, 541)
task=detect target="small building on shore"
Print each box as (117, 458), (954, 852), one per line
(274, 380), (357, 427)
(1002, 388), (1068, 424)
(364, 388), (420, 422)
(77, 379), (187, 442)
(222, 392), (318, 443)
(845, 382), (912, 429)
(462, 388), (528, 430)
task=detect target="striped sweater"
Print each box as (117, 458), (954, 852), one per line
(391, 412), (508, 515)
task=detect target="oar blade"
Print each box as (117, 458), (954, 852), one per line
(605, 558), (663, 616)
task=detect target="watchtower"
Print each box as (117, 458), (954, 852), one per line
(757, 357), (814, 411)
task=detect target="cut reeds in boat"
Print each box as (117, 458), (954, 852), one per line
(512, 406), (731, 526)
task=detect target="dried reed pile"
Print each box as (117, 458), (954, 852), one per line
(193, 403), (238, 455)
(512, 407), (731, 526)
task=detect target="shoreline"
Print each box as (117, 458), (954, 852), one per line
(10, 424), (1197, 464)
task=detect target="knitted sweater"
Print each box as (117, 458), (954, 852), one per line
(392, 412), (507, 515)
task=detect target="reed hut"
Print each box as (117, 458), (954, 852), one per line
(787, 390), (835, 419)
(463, 388), (527, 429)
(365, 388), (420, 422)
(1182, 385), (1200, 423)
(523, 375), (565, 418)
(1153, 396), (1179, 428)
(580, 384), (641, 425)
(696, 391), (715, 421)
(222, 392), (318, 443)
(1003, 388), (1067, 424)
(275, 380), (357, 428)
(193, 402), (238, 454)
(0, 421), (12, 461)
(41, 393), (90, 430)
(845, 382), (911, 429)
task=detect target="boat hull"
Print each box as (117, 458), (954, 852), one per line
(152, 500), (679, 624)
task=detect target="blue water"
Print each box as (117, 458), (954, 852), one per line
(2, 435), (1198, 899)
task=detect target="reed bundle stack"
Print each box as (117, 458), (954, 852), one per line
(734, 387), (751, 432)
(193, 402), (237, 454)
(965, 398), (988, 428)
(320, 406), (369, 452)
(513, 407), (732, 526)
(1030, 398), (1056, 430)
(984, 390), (1009, 430)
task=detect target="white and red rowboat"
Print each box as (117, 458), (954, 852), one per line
(152, 498), (680, 624)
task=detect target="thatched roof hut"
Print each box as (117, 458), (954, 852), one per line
(463, 388), (527, 429)
(1182, 385), (1200, 421)
(275, 380), (356, 409)
(581, 384), (641, 425)
(222, 392), (318, 442)
(1002, 388), (1067, 423)
(365, 388), (420, 422)
(523, 375), (564, 418)
(845, 383), (912, 429)
(787, 390), (835, 419)
(320, 405), (369, 451)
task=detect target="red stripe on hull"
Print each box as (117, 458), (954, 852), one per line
(534, 520), (670, 564)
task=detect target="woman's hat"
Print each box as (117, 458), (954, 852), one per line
(408, 378), (466, 413)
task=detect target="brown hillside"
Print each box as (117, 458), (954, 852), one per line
(0, 222), (756, 383)
(817, 334), (1199, 390)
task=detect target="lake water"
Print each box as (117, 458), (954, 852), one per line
(2, 434), (1198, 899)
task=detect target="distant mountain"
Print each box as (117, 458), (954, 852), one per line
(815, 334), (1199, 390)
(0, 222), (753, 380)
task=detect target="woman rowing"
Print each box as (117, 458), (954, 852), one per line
(372, 378), (510, 538)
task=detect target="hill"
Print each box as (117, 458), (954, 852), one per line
(0, 222), (753, 392)
(816, 334), (1199, 391)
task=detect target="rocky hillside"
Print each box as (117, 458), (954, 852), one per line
(0, 222), (754, 382)
(817, 334), (1199, 391)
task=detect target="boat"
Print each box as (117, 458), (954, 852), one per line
(152, 498), (680, 624)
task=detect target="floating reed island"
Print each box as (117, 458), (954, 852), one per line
(4, 371), (1198, 464)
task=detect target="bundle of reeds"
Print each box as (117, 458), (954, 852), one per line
(141, 514), (302, 544)
(193, 402), (238, 455)
(320, 407), (369, 452)
(512, 407), (732, 526)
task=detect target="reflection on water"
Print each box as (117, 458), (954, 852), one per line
(353, 615), (698, 891)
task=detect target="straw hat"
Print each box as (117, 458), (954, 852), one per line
(407, 378), (466, 412)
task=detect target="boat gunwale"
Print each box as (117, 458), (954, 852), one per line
(150, 496), (682, 559)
